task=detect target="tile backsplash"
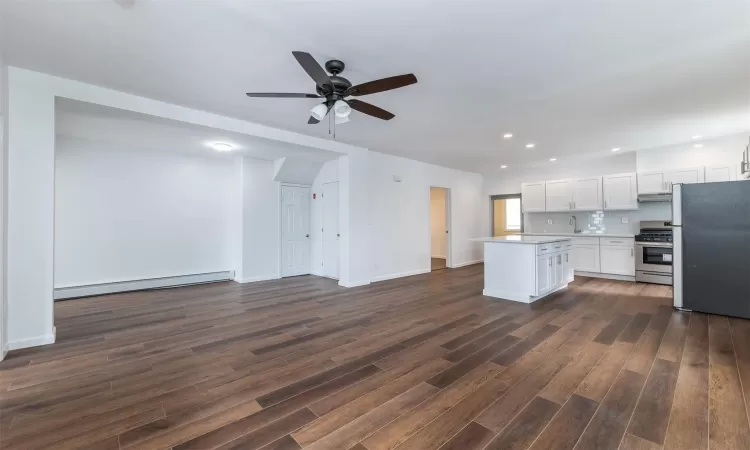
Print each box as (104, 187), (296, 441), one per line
(524, 202), (672, 235)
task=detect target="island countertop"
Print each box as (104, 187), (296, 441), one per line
(470, 236), (571, 245)
(519, 232), (635, 238)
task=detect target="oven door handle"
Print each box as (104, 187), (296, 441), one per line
(635, 242), (674, 248)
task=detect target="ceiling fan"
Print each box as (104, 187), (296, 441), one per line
(246, 51), (417, 125)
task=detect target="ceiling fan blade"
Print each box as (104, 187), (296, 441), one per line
(345, 74), (417, 97)
(292, 51), (333, 91)
(246, 93), (321, 98)
(347, 99), (395, 120)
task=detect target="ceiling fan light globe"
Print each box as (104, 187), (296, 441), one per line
(310, 103), (329, 121)
(335, 115), (350, 125)
(333, 100), (352, 118)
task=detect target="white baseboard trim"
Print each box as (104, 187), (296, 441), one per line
(236, 275), (281, 284)
(483, 282), (569, 304)
(371, 269), (431, 283)
(8, 331), (56, 350)
(575, 271), (636, 282)
(339, 280), (371, 288)
(54, 271), (234, 300)
(452, 259), (483, 268)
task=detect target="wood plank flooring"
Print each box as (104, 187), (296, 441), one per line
(1, 264), (749, 449)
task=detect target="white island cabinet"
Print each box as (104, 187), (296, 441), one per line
(472, 236), (573, 303)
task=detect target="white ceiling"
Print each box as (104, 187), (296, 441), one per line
(4, 0), (750, 173)
(55, 99), (340, 162)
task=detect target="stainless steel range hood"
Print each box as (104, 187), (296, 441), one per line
(638, 193), (673, 203)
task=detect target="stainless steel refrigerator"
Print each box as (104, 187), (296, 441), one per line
(673, 182), (750, 318)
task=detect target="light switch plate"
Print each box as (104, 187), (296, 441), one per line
(547, 219), (554, 224)
(621, 217), (629, 224)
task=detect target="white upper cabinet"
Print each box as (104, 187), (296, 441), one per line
(668, 167), (704, 187)
(637, 171), (669, 194)
(571, 177), (603, 210)
(545, 180), (573, 211)
(705, 164), (737, 183)
(638, 167), (706, 194)
(521, 182), (546, 212)
(602, 173), (638, 210)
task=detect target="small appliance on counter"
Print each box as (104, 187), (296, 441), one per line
(635, 221), (673, 285)
(673, 182), (750, 319)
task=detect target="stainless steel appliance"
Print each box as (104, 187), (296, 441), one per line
(673, 182), (750, 319)
(635, 221), (673, 285)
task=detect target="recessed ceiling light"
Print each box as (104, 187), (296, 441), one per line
(611, 148), (620, 152)
(501, 165), (508, 169)
(693, 143), (704, 148)
(526, 143), (535, 148)
(503, 133), (513, 139)
(692, 135), (702, 140)
(550, 158), (557, 162)
(211, 142), (234, 152)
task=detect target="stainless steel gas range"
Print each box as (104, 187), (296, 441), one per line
(635, 221), (673, 285)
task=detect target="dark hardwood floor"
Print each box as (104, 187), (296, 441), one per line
(2, 264), (750, 450)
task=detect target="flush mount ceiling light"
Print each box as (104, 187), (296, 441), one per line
(526, 143), (535, 148)
(550, 158), (557, 162)
(611, 148), (621, 152)
(501, 165), (508, 169)
(211, 142), (234, 152)
(333, 100), (352, 118)
(503, 133), (513, 139)
(692, 135), (703, 140)
(310, 103), (330, 121)
(694, 143), (704, 148)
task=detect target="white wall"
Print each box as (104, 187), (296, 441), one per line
(430, 188), (447, 258)
(0, 49), (7, 359)
(368, 151), (483, 282)
(311, 159), (339, 276)
(54, 138), (237, 287)
(239, 157), (281, 283)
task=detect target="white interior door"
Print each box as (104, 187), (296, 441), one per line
(281, 185), (311, 277)
(322, 182), (340, 279)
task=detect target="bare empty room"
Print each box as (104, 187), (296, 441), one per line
(1, 1), (750, 450)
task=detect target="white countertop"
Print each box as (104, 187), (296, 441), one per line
(520, 232), (635, 238)
(470, 236), (572, 244)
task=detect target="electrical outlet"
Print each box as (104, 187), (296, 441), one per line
(547, 219), (553, 225)
(621, 217), (629, 224)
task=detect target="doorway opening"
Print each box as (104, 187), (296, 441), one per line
(430, 187), (451, 271)
(490, 194), (523, 236)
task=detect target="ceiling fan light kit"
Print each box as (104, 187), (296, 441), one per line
(333, 100), (351, 118)
(310, 103), (330, 121)
(246, 51), (417, 129)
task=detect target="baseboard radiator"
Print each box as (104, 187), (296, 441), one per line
(54, 271), (234, 301)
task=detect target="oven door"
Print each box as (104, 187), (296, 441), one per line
(635, 242), (673, 274)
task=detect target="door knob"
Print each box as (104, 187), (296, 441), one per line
(306, 234), (310, 238)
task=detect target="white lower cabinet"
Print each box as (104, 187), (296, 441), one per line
(600, 245), (635, 276)
(536, 254), (552, 295)
(563, 250), (574, 282)
(536, 247), (572, 296)
(573, 244), (601, 273)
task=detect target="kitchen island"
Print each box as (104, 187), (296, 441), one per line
(472, 236), (574, 303)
